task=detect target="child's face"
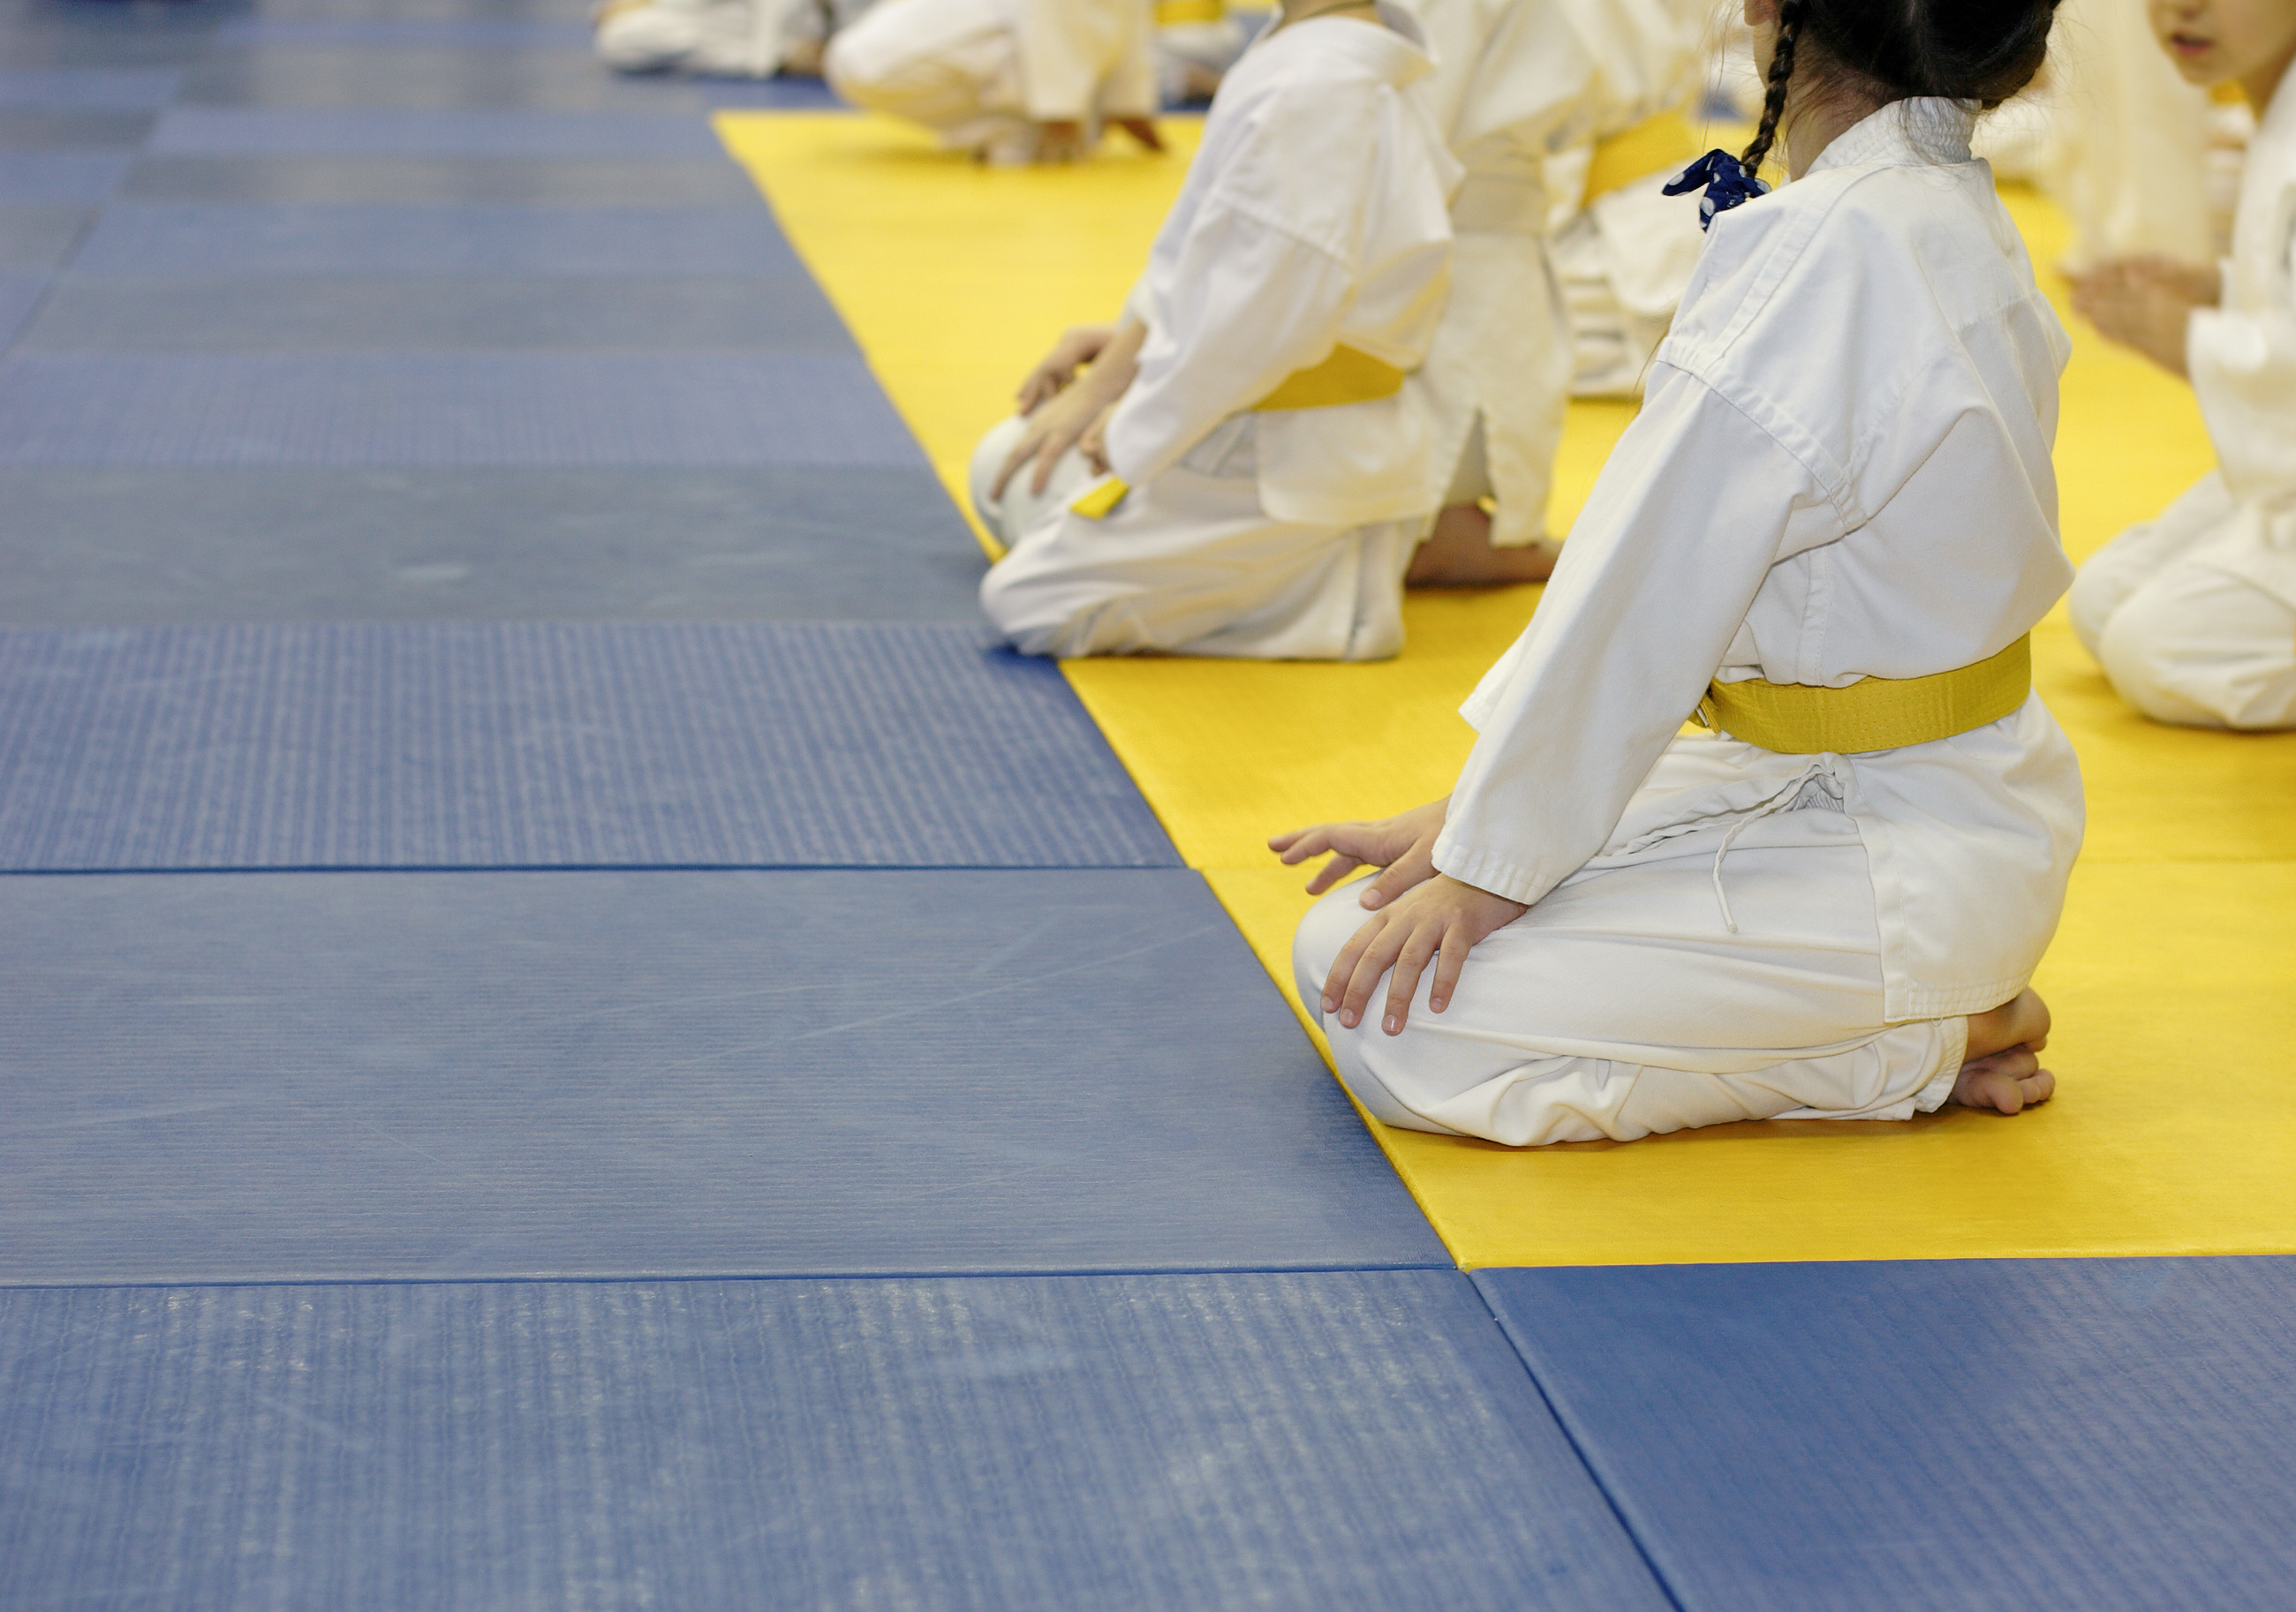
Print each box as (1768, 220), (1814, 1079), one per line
(2149, 0), (2296, 91)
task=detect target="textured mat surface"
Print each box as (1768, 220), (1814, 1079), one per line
(18, 275), (851, 352)
(179, 48), (710, 112)
(0, 272), (43, 350)
(0, 150), (134, 203)
(0, 108), (157, 148)
(1480, 1259), (2296, 1611)
(0, 621), (1173, 869)
(0, 205), (95, 270)
(124, 153), (767, 206)
(0, 67), (182, 109)
(212, 18), (599, 47)
(72, 201), (804, 276)
(0, 870), (1438, 1281)
(0, 466), (986, 622)
(0, 352), (923, 465)
(151, 106), (726, 157)
(0, 1272), (1660, 1610)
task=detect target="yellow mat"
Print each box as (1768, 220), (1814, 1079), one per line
(721, 109), (2296, 1266)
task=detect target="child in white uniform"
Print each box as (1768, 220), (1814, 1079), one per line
(972, 0), (1458, 659)
(1279, 0), (2078, 1145)
(825, 0), (1161, 164)
(2067, 0), (2296, 730)
(595, 0), (872, 79)
(1403, 0), (1706, 586)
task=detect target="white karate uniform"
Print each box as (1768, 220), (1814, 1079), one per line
(1547, 126), (1709, 398)
(1409, 0), (1703, 541)
(1295, 101), (2086, 1144)
(2044, 0), (2216, 271)
(976, 6), (1459, 659)
(595, 0), (872, 78)
(825, 0), (1154, 162)
(2070, 75), (2296, 729)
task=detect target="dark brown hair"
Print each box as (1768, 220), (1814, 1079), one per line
(1742, 0), (2060, 173)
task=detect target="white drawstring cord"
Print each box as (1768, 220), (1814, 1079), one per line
(1711, 761), (1830, 933)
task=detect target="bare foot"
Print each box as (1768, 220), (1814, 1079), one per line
(1405, 503), (1558, 588)
(1951, 988), (2056, 1114)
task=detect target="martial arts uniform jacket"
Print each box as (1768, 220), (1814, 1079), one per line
(1408, 0), (1703, 541)
(1435, 101), (2085, 1029)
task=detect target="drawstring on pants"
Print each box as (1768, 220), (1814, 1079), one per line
(1711, 761), (1831, 933)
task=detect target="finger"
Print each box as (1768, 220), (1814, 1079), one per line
(1267, 825), (1318, 856)
(1427, 923), (1469, 1013)
(1302, 855), (1363, 897)
(1360, 842), (1434, 910)
(1026, 433), (1069, 497)
(993, 432), (1043, 499)
(1379, 925), (1439, 1035)
(1340, 923), (1410, 1031)
(1321, 914), (1383, 1016)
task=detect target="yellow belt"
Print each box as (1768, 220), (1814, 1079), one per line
(1582, 110), (1703, 206)
(1069, 345), (1404, 518)
(1156, 0), (1226, 21)
(1696, 636), (2032, 753)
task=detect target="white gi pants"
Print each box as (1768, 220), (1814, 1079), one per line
(2068, 474), (2296, 730)
(1292, 780), (1966, 1146)
(825, 0), (1032, 158)
(971, 413), (1420, 660)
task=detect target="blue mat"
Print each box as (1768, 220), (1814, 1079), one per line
(0, 870), (1442, 1281)
(0, 67), (182, 109)
(704, 78), (850, 109)
(0, 273), (43, 350)
(181, 49), (711, 113)
(0, 467), (986, 622)
(0, 352), (922, 465)
(0, 207), (96, 270)
(151, 107), (729, 157)
(0, 621), (1171, 870)
(0, 1273), (1663, 1610)
(213, 19), (600, 48)
(124, 154), (767, 206)
(0, 109), (157, 149)
(21, 275), (853, 353)
(1479, 1259), (2296, 1612)
(73, 201), (804, 276)
(0, 150), (133, 203)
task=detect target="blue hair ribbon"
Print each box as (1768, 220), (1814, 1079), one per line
(1662, 149), (1771, 231)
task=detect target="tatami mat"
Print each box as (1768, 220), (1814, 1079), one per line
(122, 152), (768, 205)
(0, 466), (986, 622)
(0, 150), (133, 203)
(0, 869), (1438, 1282)
(1480, 1257), (2296, 1610)
(0, 352), (919, 465)
(177, 48), (711, 113)
(71, 200), (805, 275)
(725, 109), (2296, 1267)
(0, 622), (1173, 870)
(0, 107), (156, 148)
(0, 205), (96, 270)
(19, 275), (852, 353)
(0, 1272), (1661, 1610)
(0, 67), (183, 109)
(151, 106), (725, 158)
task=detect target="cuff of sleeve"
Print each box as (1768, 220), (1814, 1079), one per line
(1431, 832), (1556, 909)
(2189, 305), (2269, 376)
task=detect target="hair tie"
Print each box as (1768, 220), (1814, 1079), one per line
(1662, 150), (1771, 231)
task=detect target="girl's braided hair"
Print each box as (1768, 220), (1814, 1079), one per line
(1741, 0), (2061, 175)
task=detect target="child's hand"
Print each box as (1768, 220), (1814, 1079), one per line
(1269, 797), (1448, 909)
(994, 372), (1113, 498)
(1319, 874), (1528, 1036)
(1078, 400), (1118, 474)
(1016, 325), (1115, 415)
(2070, 255), (2222, 378)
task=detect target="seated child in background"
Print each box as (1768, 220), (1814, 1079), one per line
(2067, 0), (2296, 730)
(826, 0), (1163, 165)
(1277, 0), (2078, 1144)
(595, 0), (871, 80)
(1405, 0), (1707, 586)
(972, 0), (1458, 659)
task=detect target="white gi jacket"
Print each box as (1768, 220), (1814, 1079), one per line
(1407, 0), (1703, 539)
(2186, 69), (2296, 605)
(827, 0), (1153, 144)
(1434, 100), (2086, 1022)
(1101, 4), (1461, 527)
(1017, 0), (1155, 122)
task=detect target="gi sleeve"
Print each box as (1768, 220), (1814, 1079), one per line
(2188, 182), (2296, 500)
(1432, 361), (1838, 908)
